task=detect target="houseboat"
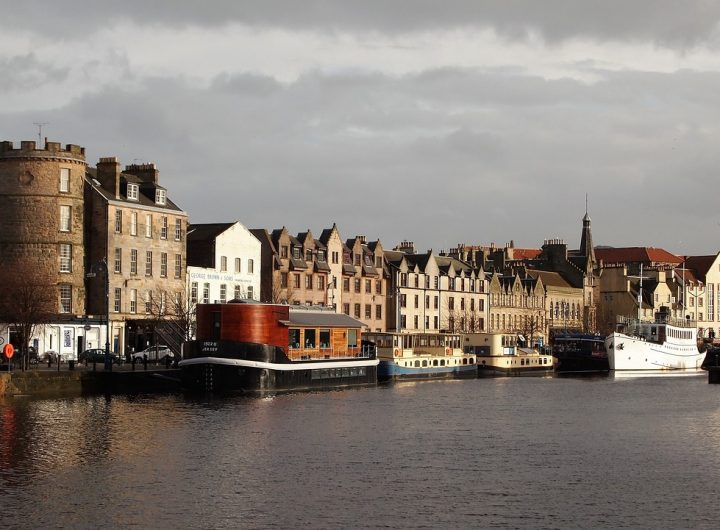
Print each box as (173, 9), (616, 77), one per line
(179, 302), (378, 394)
(463, 332), (554, 376)
(552, 332), (609, 373)
(364, 332), (476, 381)
(606, 307), (705, 372)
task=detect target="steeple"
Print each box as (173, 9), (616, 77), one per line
(580, 198), (595, 263)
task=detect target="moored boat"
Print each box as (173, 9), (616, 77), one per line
(365, 332), (476, 381)
(552, 332), (609, 373)
(463, 332), (554, 376)
(179, 301), (378, 394)
(605, 307), (705, 372)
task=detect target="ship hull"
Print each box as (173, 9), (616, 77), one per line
(180, 356), (378, 394)
(606, 332), (705, 371)
(377, 360), (476, 381)
(476, 354), (554, 376)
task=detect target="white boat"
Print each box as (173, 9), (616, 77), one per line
(605, 307), (705, 372)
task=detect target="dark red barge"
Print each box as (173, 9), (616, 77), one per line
(179, 302), (378, 394)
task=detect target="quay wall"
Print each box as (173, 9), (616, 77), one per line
(0, 369), (182, 398)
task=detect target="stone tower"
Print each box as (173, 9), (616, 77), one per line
(0, 140), (87, 315)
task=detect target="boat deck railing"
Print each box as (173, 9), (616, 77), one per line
(616, 314), (696, 329)
(289, 343), (376, 361)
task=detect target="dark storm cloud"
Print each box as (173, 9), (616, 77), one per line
(4, 1), (720, 46)
(2, 66), (717, 254)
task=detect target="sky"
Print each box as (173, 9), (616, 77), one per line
(1, 1), (720, 256)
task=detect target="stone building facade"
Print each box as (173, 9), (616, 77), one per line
(0, 140), (88, 316)
(85, 158), (188, 355)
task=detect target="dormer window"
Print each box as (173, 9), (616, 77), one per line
(127, 183), (139, 201)
(317, 250), (326, 262)
(155, 189), (166, 205)
(292, 247), (301, 259)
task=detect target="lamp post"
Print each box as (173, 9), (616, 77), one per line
(87, 258), (111, 371)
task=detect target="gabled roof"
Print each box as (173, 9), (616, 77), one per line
(595, 247), (682, 266)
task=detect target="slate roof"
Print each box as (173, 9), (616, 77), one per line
(187, 223), (234, 242)
(683, 255), (716, 282)
(86, 168), (184, 212)
(526, 270), (572, 288)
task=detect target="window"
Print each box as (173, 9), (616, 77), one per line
(160, 253), (168, 277)
(130, 212), (137, 235)
(354, 253), (361, 266)
(191, 282), (198, 304)
(59, 168), (70, 192)
(127, 183), (139, 200)
(247, 286), (254, 300)
(354, 278), (361, 293)
(114, 248), (122, 273)
(400, 273), (407, 287)
(130, 289), (137, 313)
(354, 303), (361, 318)
(317, 250), (326, 262)
(343, 278), (350, 292)
(161, 217), (168, 239)
(376, 281), (382, 295)
(59, 284), (72, 313)
(234, 285), (242, 300)
(414, 295), (419, 308)
(130, 249), (138, 275)
(400, 294), (406, 308)
(365, 304), (372, 319)
(220, 256), (227, 272)
(145, 214), (153, 238)
(203, 283), (210, 304)
(235, 258), (241, 273)
(115, 210), (122, 233)
(306, 249), (313, 261)
(449, 297), (455, 310)
(281, 246), (288, 259)
(114, 288), (121, 312)
(292, 247), (301, 259)
(248, 259), (254, 274)
(59, 205), (71, 232)
(145, 291), (152, 314)
(155, 189), (166, 205)
(365, 280), (372, 293)
(317, 276), (325, 290)
(343, 303), (350, 315)
(174, 254), (182, 279)
(220, 284), (227, 303)
(281, 272), (288, 288)
(305, 275), (313, 289)
(332, 251), (339, 264)
(174, 219), (182, 241)
(59, 244), (72, 272)
(376, 305), (382, 320)
(293, 274), (301, 289)
(145, 251), (153, 276)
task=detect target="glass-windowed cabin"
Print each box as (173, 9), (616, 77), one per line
(364, 332), (476, 381)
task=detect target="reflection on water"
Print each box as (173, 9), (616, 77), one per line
(2, 377), (720, 529)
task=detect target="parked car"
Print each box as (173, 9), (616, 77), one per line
(79, 348), (118, 364)
(132, 345), (174, 362)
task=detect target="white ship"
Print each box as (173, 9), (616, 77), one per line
(605, 307), (705, 371)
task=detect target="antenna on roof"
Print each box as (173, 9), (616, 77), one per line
(585, 193), (588, 215)
(33, 122), (49, 146)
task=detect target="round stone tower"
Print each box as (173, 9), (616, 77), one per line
(0, 140), (87, 315)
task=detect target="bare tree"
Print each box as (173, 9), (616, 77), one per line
(0, 269), (55, 370)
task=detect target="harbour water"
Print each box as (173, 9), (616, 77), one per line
(2, 374), (720, 529)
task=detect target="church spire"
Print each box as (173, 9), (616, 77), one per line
(580, 197), (595, 262)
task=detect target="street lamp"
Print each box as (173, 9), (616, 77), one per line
(87, 258), (111, 371)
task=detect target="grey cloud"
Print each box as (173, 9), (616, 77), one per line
(1, 66), (719, 255)
(0, 53), (70, 90)
(3, 1), (720, 47)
